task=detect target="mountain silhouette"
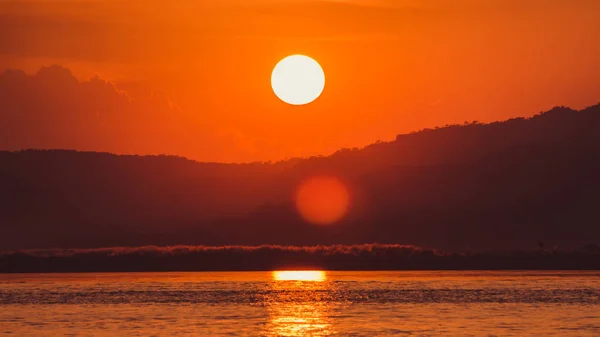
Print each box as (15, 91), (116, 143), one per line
(1, 104), (599, 251)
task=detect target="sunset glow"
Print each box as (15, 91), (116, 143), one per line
(2, 1), (598, 163)
(1, 1), (599, 335)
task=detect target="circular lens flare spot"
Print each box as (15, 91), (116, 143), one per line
(295, 176), (349, 225)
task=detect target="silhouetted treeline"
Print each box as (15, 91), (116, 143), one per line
(1, 104), (600, 251)
(1, 244), (599, 273)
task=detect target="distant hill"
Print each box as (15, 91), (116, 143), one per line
(1, 104), (600, 251)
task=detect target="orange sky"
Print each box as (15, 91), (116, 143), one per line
(1, 0), (599, 162)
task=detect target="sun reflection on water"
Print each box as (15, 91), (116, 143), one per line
(272, 270), (327, 282)
(264, 270), (335, 336)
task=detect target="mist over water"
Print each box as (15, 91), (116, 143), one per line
(1, 271), (599, 336)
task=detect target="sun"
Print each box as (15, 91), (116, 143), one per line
(271, 55), (325, 105)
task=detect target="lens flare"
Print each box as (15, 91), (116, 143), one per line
(295, 176), (350, 225)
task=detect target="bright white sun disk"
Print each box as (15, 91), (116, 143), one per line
(271, 55), (325, 105)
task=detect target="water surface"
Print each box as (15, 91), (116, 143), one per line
(1, 271), (599, 336)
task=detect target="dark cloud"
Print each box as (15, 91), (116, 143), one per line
(0, 65), (186, 154)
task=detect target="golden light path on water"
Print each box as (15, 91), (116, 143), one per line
(272, 270), (326, 282)
(2, 272), (600, 336)
(265, 270), (333, 336)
